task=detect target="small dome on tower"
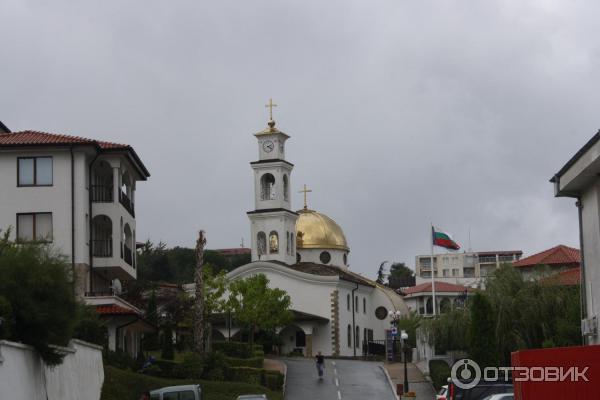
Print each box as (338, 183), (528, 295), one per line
(295, 208), (349, 251)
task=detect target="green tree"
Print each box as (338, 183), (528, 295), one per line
(144, 290), (160, 350)
(396, 311), (422, 348)
(72, 303), (107, 346)
(0, 230), (78, 366)
(469, 292), (497, 367)
(227, 274), (293, 345)
(376, 262), (386, 285)
(389, 262), (413, 279)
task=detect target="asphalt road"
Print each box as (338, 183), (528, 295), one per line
(284, 358), (396, 400)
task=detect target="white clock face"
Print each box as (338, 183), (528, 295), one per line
(263, 140), (274, 153)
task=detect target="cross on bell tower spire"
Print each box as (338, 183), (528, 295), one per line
(265, 98), (278, 121)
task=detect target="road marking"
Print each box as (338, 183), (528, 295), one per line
(337, 389), (342, 400)
(332, 361), (336, 366)
(334, 368), (338, 375)
(335, 378), (339, 387)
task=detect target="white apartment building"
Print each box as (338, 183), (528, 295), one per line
(0, 127), (152, 355)
(551, 130), (600, 345)
(414, 250), (522, 287)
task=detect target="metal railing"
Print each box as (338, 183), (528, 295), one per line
(92, 239), (112, 257)
(123, 245), (133, 266)
(91, 185), (113, 202)
(119, 190), (135, 217)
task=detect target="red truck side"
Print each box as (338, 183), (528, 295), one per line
(511, 344), (600, 399)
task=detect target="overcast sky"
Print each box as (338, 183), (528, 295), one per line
(2, 1), (598, 279)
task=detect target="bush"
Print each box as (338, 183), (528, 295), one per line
(226, 367), (263, 385)
(429, 359), (451, 390)
(101, 365), (284, 400)
(263, 371), (284, 391)
(225, 356), (264, 368)
(213, 341), (253, 358)
(104, 350), (137, 371)
(0, 236), (79, 366)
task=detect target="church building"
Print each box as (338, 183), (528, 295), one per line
(219, 104), (408, 357)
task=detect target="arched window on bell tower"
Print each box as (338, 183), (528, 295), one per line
(269, 231), (279, 253)
(257, 231), (267, 257)
(260, 173), (276, 200)
(283, 174), (289, 201)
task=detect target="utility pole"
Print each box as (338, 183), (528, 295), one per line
(194, 230), (207, 355)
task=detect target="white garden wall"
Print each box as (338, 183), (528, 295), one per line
(0, 339), (104, 400)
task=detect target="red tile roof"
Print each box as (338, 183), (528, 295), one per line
(0, 130), (128, 149)
(513, 245), (580, 268)
(96, 304), (139, 316)
(403, 281), (473, 295)
(0, 130), (150, 178)
(540, 267), (581, 286)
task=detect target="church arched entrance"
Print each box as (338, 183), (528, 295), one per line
(278, 324), (308, 356)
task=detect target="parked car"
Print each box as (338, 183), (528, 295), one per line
(149, 384), (202, 400)
(481, 395), (513, 400)
(436, 385), (448, 400)
(236, 396), (267, 400)
(449, 380), (513, 400)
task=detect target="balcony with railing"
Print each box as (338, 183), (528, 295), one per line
(91, 185), (113, 203)
(119, 190), (135, 217)
(92, 239), (112, 257)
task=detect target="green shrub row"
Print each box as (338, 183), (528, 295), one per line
(225, 367), (284, 391)
(225, 356), (263, 368)
(212, 341), (257, 358)
(429, 359), (451, 390)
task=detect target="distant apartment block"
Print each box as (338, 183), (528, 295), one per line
(414, 250), (522, 287)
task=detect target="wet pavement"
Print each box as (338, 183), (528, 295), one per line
(284, 358), (396, 400)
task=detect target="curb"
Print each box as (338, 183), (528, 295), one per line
(281, 360), (288, 399)
(380, 365), (400, 400)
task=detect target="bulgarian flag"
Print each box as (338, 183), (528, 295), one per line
(432, 226), (460, 250)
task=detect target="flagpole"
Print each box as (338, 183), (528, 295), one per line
(431, 224), (436, 316)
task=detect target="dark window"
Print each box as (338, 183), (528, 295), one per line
(296, 252), (301, 263)
(17, 213), (52, 242)
(18, 157), (53, 186)
(363, 298), (366, 314)
(347, 294), (350, 311)
(343, 252), (348, 265)
(320, 251), (331, 264)
(375, 306), (388, 320)
(295, 330), (306, 347)
(355, 296), (358, 310)
(355, 326), (360, 348)
(347, 324), (352, 347)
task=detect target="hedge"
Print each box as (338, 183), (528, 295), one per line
(101, 365), (283, 400)
(429, 359), (451, 390)
(212, 341), (253, 358)
(225, 367), (284, 391)
(225, 356), (263, 369)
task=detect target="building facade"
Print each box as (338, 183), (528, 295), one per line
(414, 250), (522, 287)
(551, 130), (600, 345)
(0, 127), (152, 355)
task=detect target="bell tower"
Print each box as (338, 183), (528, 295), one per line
(247, 99), (298, 264)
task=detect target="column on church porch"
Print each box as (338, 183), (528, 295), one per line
(306, 333), (313, 358)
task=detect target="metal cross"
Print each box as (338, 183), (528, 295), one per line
(298, 184), (312, 210)
(265, 98), (278, 120)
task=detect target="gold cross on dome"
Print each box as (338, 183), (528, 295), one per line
(298, 184), (312, 210)
(265, 98), (278, 120)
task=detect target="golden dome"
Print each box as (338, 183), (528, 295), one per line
(296, 208), (349, 251)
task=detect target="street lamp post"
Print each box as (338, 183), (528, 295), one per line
(388, 310), (401, 361)
(401, 330), (409, 393)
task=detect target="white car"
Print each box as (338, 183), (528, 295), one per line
(149, 384), (202, 400)
(436, 385), (448, 400)
(481, 394), (514, 400)
(236, 396), (267, 400)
